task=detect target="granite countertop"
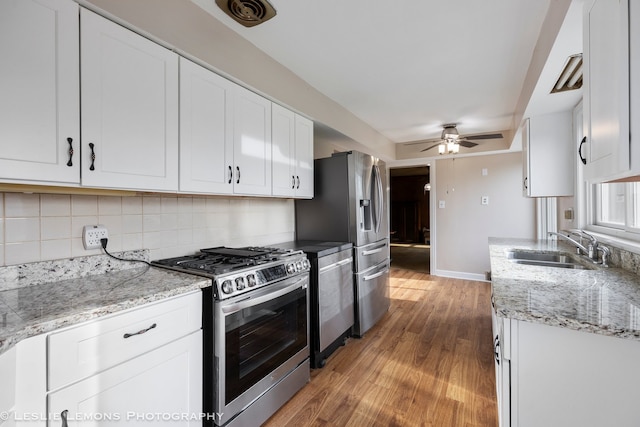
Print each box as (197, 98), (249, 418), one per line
(489, 237), (640, 341)
(0, 252), (210, 356)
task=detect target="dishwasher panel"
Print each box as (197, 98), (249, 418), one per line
(318, 250), (354, 353)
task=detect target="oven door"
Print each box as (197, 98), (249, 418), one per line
(213, 274), (309, 425)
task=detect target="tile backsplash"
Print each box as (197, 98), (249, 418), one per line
(0, 192), (295, 266)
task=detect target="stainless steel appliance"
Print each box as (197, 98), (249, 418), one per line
(295, 151), (390, 337)
(274, 241), (354, 368)
(152, 247), (311, 427)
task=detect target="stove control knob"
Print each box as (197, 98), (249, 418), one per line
(286, 263), (296, 274)
(296, 261), (303, 271)
(235, 277), (246, 291)
(247, 274), (257, 287)
(221, 280), (234, 294)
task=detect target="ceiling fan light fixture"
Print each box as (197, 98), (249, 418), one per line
(439, 140), (459, 155)
(441, 124), (459, 140)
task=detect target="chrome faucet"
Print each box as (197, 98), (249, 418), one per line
(548, 231), (590, 255)
(548, 230), (610, 267)
(566, 229), (598, 259)
(596, 245), (611, 267)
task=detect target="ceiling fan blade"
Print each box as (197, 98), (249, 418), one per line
(463, 133), (503, 141)
(420, 143), (441, 152)
(459, 140), (478, 148)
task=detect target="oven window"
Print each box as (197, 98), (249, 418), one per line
(225, 287), (307, 404)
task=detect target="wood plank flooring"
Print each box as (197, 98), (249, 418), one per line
(263, 266), (498, 427)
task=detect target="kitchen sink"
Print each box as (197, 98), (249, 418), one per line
(505, 250), (593, 270)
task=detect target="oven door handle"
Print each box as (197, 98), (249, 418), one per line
(221, 278), (307, 315)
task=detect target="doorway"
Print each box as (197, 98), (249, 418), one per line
(389, 166), (430, 273)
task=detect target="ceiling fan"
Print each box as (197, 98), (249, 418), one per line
(416, 124), (504, 154)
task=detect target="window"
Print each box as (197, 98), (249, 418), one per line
(594, 182), (640, 234)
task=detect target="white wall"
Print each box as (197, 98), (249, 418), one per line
(0, 192), (295, 266)
(434, 152), (536, 279)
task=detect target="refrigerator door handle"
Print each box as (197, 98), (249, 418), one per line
(373, 164), (383, 233)
(362, 241), (387, 256)
(363, 266), (389, 281)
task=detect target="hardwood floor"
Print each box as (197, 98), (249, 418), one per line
(390, 243), (430, 273)
(263, 267), (498, 427)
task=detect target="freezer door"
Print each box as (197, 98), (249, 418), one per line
(354, 239), (389, 272)
(353, 260), (390, 337)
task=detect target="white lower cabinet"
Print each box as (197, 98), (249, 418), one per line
(47, 331), (202, 427)
(45, 292), (202, 426)
(0, 347), (16, 427)
(495, 317), (640, 427)
(4, 292), (202, 427)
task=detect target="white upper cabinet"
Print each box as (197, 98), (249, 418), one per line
(272, 104), (314, 198)
(180, 58), (273, 196)
(294, 114), (314, 198)
(80, 8), (179, 192)
(232, 86), (272, 196)
(0, 0), (80, 185)
(583, 0), (639, 181)
(272, 104), (296, 197)
(179, 58), (234, 194)
(522, 111), (574, 197)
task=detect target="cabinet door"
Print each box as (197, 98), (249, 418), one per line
(512, 320), (640, 427)
(179, 58), (234, 194)
(0, 0), (79, 184)
(524, 112), (574, 197)
(232, 86), (272, 196)
(48, 331), (202, 427)
(80, 8), (179, 192)
(294, 115), (314, 199)
(271, 104), (296, 197)
(0, 347), (16, 425)
(521, 119), (530, 196)
(584, 0), (630, 181)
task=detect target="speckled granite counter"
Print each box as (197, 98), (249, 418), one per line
(490, 237), (640, 341)
(0, 252), (210, 356)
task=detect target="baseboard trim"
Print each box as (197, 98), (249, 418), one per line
(431, 269), (488, 282)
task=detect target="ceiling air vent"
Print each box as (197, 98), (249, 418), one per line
(215, 0), (277, 27)
(550, 54), (583, 94)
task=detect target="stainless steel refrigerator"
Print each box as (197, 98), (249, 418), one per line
(295, 150), (390, 337)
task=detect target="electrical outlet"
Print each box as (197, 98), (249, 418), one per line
(83, 225), (109, 250)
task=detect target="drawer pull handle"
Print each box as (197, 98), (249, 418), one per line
(228, 165), (233, 184)
(236, 166), (241, 184)
(123, 323), (157, 339)
(61, 409), (69, 427)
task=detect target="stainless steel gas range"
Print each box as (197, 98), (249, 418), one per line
(152, 247), (311, 427)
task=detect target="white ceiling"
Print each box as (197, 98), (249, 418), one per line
(190, 0), (578, 147)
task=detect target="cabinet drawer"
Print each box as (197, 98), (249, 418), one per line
(48, 291), (201, 391)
